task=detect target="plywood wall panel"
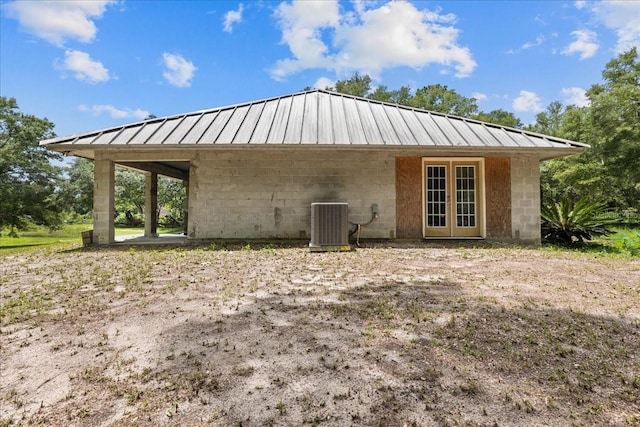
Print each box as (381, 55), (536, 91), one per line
(396, 157), (423, 238)
(485, 157), (512, 239)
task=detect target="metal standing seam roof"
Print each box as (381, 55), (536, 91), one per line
(41, 89), (588, 150)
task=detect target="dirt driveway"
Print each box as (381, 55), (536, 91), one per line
(1, 242), (639, 426)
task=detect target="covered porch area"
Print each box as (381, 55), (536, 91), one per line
(93, 155), (190, 245)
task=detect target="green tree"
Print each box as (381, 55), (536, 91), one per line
(62, 158), (94, 215)
(333, 72), (372, 97)
(539, 48), (640, 211)
(0, 97), (63, 234)
(474, 109), (523, 128)
(331, 74), (481, 118)
(586, 48), (640, 204)
(528, 101), (566, 136)
(158, 177), (187, 226)
(409, 84), (478, 117)
(368, 85), (413, 105)
(115, 167), (146, 216)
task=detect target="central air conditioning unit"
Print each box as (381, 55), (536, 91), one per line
(309, 202), (350, 252)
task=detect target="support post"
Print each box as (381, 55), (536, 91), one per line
(145, 172), (158, 237)
(93, 157), (115, 244)
(183, 179), (189, 236)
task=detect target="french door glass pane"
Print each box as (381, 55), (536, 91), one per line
(455, 166), (476, 228)
(426, 166), (447, 227)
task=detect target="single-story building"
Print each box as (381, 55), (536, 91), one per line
(41, 89), (587, 245)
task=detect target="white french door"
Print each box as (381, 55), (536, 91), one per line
(423, 159), (484, 238)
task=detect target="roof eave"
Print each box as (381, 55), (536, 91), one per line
(46, 143), (586, 161)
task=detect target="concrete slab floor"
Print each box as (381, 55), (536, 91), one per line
(115, 233), (187, 245)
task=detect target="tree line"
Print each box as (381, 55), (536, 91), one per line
(1, 49), (637, 235)
(326, 48), (639, 218)
(0, 97), (186, 234)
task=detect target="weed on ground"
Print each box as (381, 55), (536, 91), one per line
(0, 242), (638, 426)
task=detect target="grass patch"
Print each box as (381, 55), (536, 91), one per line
(542, 226), (640, 258)
(0, 223), (90, 250)
(0, 223), (184, 252)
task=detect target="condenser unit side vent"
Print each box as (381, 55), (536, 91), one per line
(310, 202), (349, 251)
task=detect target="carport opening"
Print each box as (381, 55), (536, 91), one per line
(114, 161), (189, 242)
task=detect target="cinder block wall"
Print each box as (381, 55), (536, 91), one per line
(510, 155), (541, 244)
(188, 149), (397, 240)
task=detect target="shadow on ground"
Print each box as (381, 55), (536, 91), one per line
(53, 276), (640, 426)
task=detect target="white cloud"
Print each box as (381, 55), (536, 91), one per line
(562, 29), (599, 59)
(313, 77), (334, 90)
(472, 92), (487, 102)
(513, 90), (544, 113)
(588, 1), (640, 53)
(271, 1), (340, 80)
(561, 87), (590, 107)
(4, 0), (116, 47)
(271, 0), (476, 81)
(223, 4), (244, 33)
(162, 53), (197, 88)
(574, 0), (587, 10)
(78, 104), (150, 120)
(522, 35), (545, 50)
(57, 50), (111, 83)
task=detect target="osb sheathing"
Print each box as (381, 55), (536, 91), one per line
(396, 156), (512, 240)
(395, 157), (423, 239)
(484, 157), (512, 239)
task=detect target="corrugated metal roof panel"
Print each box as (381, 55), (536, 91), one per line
(467, 123), (503, 147)
(511, 130), (552, 148)
(74, 134), (98, 145)
(40, 89), (588, 152)
(284, 94), (305, 144)
(330, 95), (349, 144)
(201, 109), (233, 143)
(301, 91), (318, 144)
(449, 120), (480, 146)
(235, 103), (264, 143)
(112, 127), (140, 145)
(250, 99), (277, 144)
(129, 121), (163, 144)
(93, 130), (118, 145)
(266, 97), (291, 144)
(145, 117), (181, 144)
(317, 91), (333, 144)
(397, 109), (430, 146)
(217, 106), (250, 144)
(183, 112), (216, 144)
(356, 99), (384, 144)
(163, 114), (202, 144)
(343, 97), (367, 144)
(430, 115), (468, 146)
(369, 102), (400, 145)
(385, 106), (418, 146)
(487, 127), (519, 147)
(414, 113), (449, 146)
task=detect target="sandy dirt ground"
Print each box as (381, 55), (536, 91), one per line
(1, 241), (639, 426)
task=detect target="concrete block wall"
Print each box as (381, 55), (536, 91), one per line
(93, 156), (115, 244)
(510, 154), (541, 244)
(187, 149), (397, 240)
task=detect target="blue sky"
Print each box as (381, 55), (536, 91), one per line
(1, 0), (639, 137)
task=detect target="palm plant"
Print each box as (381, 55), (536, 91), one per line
(541, 197), (618, 244)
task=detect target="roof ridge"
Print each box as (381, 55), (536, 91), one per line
(40, 89), (588, 149)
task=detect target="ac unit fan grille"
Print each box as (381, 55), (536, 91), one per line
(310, 203), (349, 247)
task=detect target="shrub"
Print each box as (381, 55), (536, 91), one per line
(114, 210), (144, 227)
(611, 229), (640, 256)
(541, 197), (618, 245)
